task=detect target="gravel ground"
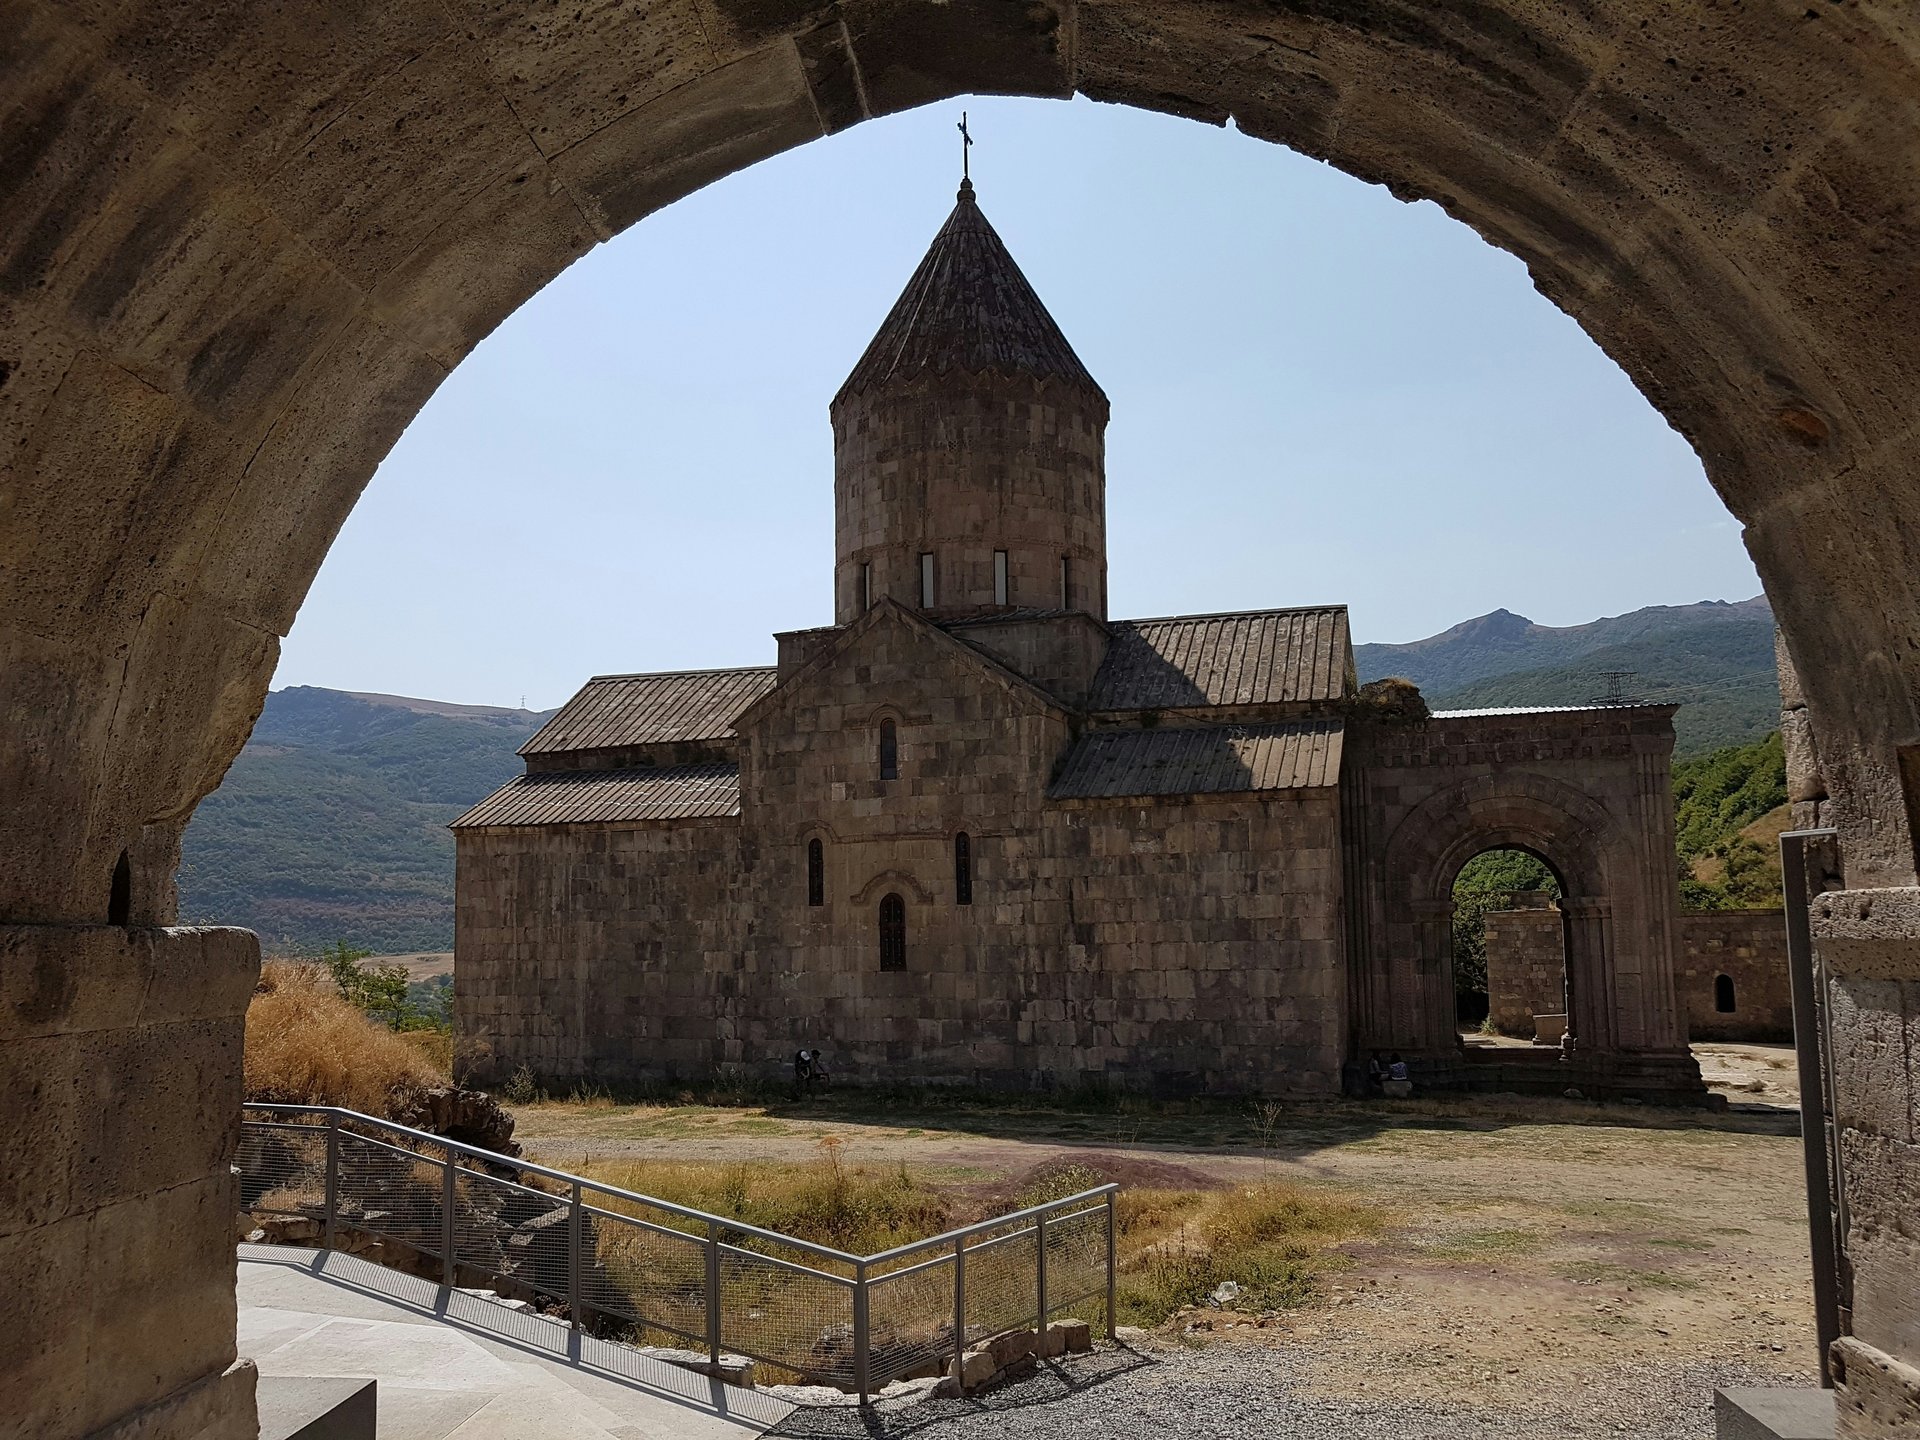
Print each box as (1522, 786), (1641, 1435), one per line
(766, 1337), (1789, 1440)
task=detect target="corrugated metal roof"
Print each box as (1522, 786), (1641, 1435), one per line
(520, 668), (777, 755)
(1048, 721), (1344, 800)
(1087, 608), (1349, 711)
(451, 764), (741, 828)
(1428, 703), (1647, 719)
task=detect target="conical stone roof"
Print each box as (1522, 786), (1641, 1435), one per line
(835, 179), (1105, 405)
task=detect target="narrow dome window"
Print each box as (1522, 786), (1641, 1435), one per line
(807, 838), (824, 907)
(879, 718), (898, 780)
(1714, 973), (1736, 1013)
(955, 832), (973, 905)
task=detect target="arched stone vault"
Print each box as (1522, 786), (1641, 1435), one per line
(6, 1), (1920, 925)
(7, 4), (1920, 1436)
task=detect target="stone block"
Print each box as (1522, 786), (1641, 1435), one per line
(1713, 1386), (1834, 1440)
(256, 1375), (375, 1440)
(984, 1328), (1033, 1368)
(1833, 1336), (1920, 1439)
(1055, 1318), (1093, 1353)
(958, 1348), (997, 1388)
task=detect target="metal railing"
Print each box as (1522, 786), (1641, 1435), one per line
(238, 1104), (1118, 1400)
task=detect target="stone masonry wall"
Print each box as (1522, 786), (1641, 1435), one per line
(1484, 907), (1565, 1037)
(457, 606), (1347, 1093)
(1674, 910), (1792, 1041)
(0, 925), (260, 1440)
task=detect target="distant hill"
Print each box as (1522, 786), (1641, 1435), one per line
(1356, 596), (1778, 756)
(177, 688), (551, 955)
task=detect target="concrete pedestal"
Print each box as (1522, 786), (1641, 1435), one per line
(1715, 1387), (1836, 1440)
(258, 1377), (377, 1440)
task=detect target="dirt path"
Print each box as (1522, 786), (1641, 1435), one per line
(513, 1059), (1818, 1418)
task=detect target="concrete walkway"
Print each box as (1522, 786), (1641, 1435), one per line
(239, 1244), (794, 1439)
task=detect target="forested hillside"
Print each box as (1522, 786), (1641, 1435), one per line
(178, 688), (549, 954)
(1357, 596), (1777, 755)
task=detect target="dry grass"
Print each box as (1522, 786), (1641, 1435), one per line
(246, 959), (447, 1118)
(573, 1137), (954, 1254)
(1114, 1182), (1384, 1324)
(564, 1139), (1380, 1329)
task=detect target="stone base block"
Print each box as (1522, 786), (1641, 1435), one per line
(257, 1376), (376, 1440)
(1834, 1336), (1920, 1438)
(1715, 1386), (1835, 1440)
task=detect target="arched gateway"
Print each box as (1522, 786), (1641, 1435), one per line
(1345, 710), (1699, 1101)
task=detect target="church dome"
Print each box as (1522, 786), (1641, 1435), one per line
(830, 174), (1109, 627)
(834, 179), (1106, 404)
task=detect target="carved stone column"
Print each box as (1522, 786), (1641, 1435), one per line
(1558, 897), (1617, 1055)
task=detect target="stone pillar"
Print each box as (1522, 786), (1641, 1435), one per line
(1408, 898), (1460, 1056)
(1811, 889), (1920, 1437)
(1560, 897), (1618, 1054)
(0, 925), (260, 1440)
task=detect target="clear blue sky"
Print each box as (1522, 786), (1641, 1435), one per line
(277, 96), (1760, 711)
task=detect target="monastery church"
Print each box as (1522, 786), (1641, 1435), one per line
(454, 176), (1705, 1104)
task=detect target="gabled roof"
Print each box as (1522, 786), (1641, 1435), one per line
(1049, 721), (1344, 800)
(1087, 607), (1351, 712)
(835, 179), (1104, 405)
(519, 667), (777, 755)
(452, 764), (740, 828)
(736, 597), (1072, 731)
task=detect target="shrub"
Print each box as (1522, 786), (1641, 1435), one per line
(246, 959), (447, 1118)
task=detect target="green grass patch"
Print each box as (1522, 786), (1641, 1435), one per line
(1418, 1226), (1544, 1261)
(1558, 1260), (1698, 1290)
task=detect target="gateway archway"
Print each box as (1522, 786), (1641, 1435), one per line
(7, 5), (1920, 1437)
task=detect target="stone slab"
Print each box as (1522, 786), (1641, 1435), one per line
(257, 1375), (376, 1440)
(238, 1245), (792, 1438)
(1715, 1386), (1836, 1440)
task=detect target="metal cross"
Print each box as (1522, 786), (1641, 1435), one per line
(958, 110), (972, 180)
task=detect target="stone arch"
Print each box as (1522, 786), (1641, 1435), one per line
(9, 4), (1920, 926)
(8, 8), (1920, 1437)
(1370, 769), (1661, 1064)
(1384, 771), (1624, 910)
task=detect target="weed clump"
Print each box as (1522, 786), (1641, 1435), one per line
(1115, 1182), (1381, 1325)
(245, 959), (447, 1118)
(578, 1137), (953, 1254)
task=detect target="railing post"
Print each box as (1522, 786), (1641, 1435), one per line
(322, 1112), (339, 1253)
(441, 1142), (457, 1288)
(1034, 1210), (1048, 1337)
(705, 1219), (722, 1367)
(567, 1180), (584, 1333)
(853, 1260), (871, 1405)
(1105, 1189), (1118, 1339)
(952, 1234), (967, 1395)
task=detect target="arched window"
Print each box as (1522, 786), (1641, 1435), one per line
(806, 838), (824, 907)
(879, 718), (898, 780)
(1715, 973), (1736, 1013)
(878, 893), (906, 970)
(954, 832), (972, 905)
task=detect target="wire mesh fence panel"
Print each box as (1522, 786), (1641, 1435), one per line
(582, 1209), (710, 1346)
(865, 1253), (957, 1388)
(961, 1223), (1042, 1346)
(717, 1245), (856, 1387)
(450, 1165), (567, 1290)
(237, 1119), (328, 1217)
(333, 1130), (446, 1259)
(1041, 1205), (1109, 1330)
